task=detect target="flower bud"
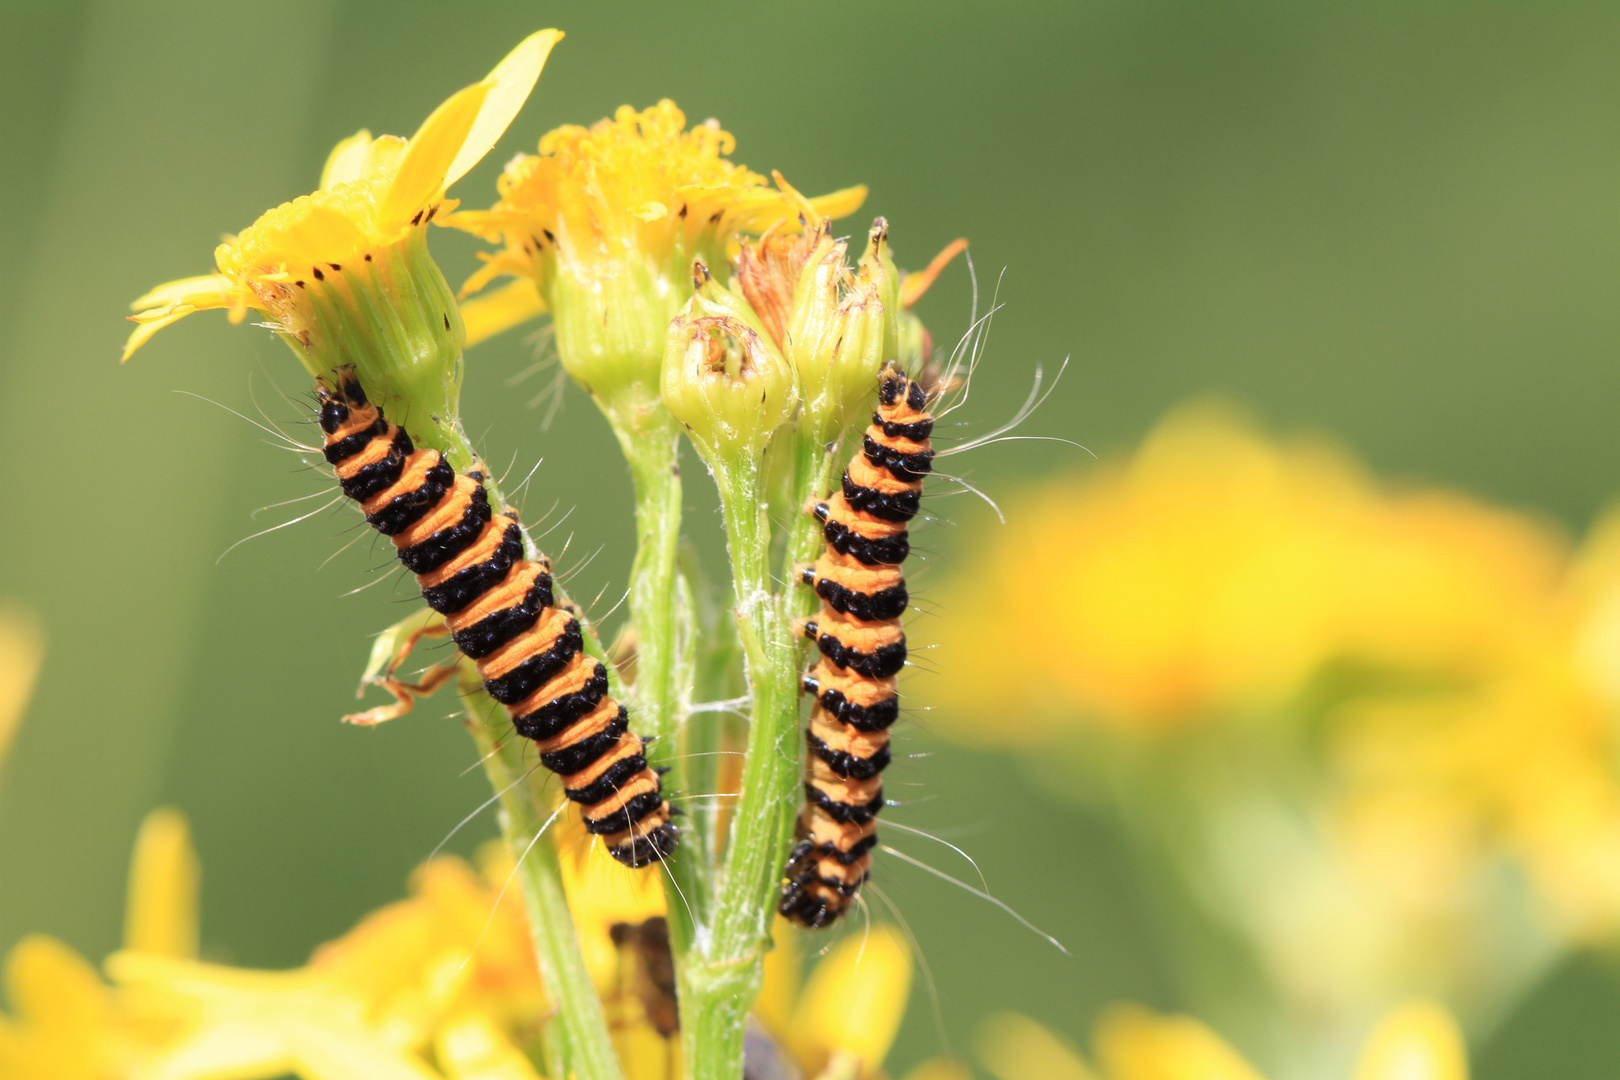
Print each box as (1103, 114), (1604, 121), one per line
(547, 256), (680, 403)
(661, 265), (797, 462)
(762, 218), (900, 444)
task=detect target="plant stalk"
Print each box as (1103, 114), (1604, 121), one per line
(461, 675), (625, 1080)
(681, 446), (807, 1080)
(601, 393), (708, 965)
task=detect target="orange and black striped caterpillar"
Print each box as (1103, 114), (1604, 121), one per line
(316, 369), (677, 868)
(779, 369), (933, 928)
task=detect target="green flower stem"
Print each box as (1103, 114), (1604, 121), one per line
(600, 393), (707, 957)
(682, 448), (806, 1080)
(601, 396), (687, 785)
(460, 674), (624, 1080)
(783, 437), (842, 617)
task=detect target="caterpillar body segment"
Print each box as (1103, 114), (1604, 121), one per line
(780, 370), (933, 928)
(317, 370), (676, 868)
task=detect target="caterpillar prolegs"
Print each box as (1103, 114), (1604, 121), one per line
(316, 370), (677, 868)
(779, 370), (934, 928)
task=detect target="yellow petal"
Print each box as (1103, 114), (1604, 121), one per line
(630, 201), (669, 222)
(977, 1013), (1096, 1080)
(556, 814), (665, 988)
(792, 924), (910, 1071)
(0, 606), (44, 772)
(769, 170), (817, 223)
(107, 952), (306, 997)
(754, 920), (800, 1040)
(364, 135), (409, 180)
(122, 306), (198, 362)
(284, 1015), (442, 1080)
(444, 29), (564, 191)
(321, 130), (375, 190)
(4, 935), (109, 1031)
(899, 238), (969, 310)
(129, 273), (234, 312)
(461, 278), (547, 349)
(383, 81), (491, 226)
(1093, 1005), (1265, 1080)
(808, 183), (869, 223)
(146, 1020), (293, 1080)
(269, 201), (375, 269)
(436, 1012), (544, 1080)
(125, 807), (200, 959)
(1353, 1002), (1468, 1080)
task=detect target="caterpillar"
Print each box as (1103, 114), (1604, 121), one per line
(778, 368), (933, 928)
(316, 368), (677, 868)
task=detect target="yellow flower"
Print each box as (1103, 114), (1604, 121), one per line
(977, 1012), (1098, 1080)
(450, 100), (865, 403)
(0, 603), (44, 773)
(120, 821), (674, 1080)
(922, 402), (1571, 738)
(922, 403), (1381, 735)
(977, 1003), (1468, 1080)
(1350, 1003), (1467, 1080)
(756, 921), (911, 1079)
(1091, 1006), (1267, 1080)
(124, 31), (560, 453)
(551, 815), (666, 993)
(918, 401), (1618, 1040)
(0, 808), (199, 1079)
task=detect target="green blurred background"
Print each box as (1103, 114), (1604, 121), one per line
(4, 2), (1620, 1075)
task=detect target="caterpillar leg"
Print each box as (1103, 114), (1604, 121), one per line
(345, 615), (456, 726)
(344, 661), (459, 726)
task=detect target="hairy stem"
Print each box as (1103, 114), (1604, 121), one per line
(461, 677), (625, 1080)
(681, 448), (806, 1080)
(600, 395), (710, 1011)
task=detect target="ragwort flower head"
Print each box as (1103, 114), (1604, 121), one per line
(451, 99), (866, 403)
(124, 31), (561, 455)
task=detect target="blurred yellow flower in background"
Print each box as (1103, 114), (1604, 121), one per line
(976, 1000), (1467, 1080)
(922, 401), (1569, 736)
(918, 400), (1620, 1067)
(757, 920), (913, 1080)
(0, 811), (197, 1079)
(1, 805), (914, 1080)
(0, 604), (44, 775)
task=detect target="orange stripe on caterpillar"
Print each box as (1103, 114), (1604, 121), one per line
(780, 368), (933, 928)
(317, 367), (676, 868)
